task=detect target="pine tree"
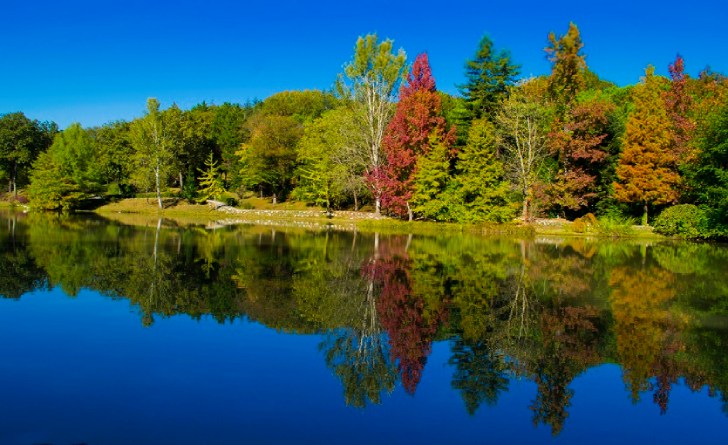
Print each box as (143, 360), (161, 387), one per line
(453, 119), (515, 222)
(615, 67), (681, 224)
(196, 152), (225, 203)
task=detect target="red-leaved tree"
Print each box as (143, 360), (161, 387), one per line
(372, 53), (454, 220)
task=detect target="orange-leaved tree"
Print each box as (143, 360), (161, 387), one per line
(615, 66), (681, 224)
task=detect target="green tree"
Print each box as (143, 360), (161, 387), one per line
(687, 101), (728, 234)
(196, 152), (225, 203)
(211, 102), (256, 189)
(452, 119), (515, 222)
(411, 130), (455, 221)
(0, 112), (55, 197)
(129, 98), (174, 209)
(237, 114), (302, 203)
(337, 33), (407, 215)
(458, 35), (520, 122)
(545, 22), (587, 110)
(295, 107), (366, 210)
(91, 120), (134, 195)
(28, 123), (101, 210)
(497, 81), (552, 220)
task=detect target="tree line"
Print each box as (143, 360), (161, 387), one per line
(1, 22), (727, 237)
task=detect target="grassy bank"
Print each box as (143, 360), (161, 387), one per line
(89, 198), (667, 239)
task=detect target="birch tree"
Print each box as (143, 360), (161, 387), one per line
(337, 33), (407, 215)
(497, 82), (552, 221)
(129, 98), (173, 209)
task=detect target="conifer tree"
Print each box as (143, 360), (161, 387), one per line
(545, 22), (587, 111)
(196, 152), (225, 203)
(615, 67), (681, 224)
(411, 130), (455, 221)
(453, 119), (515, 222)
(459, 36), (520, 122)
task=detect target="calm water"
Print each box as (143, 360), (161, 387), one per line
(0, 211), (727, 444)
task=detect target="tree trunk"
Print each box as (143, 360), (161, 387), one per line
(272, 193), (277, 205)
(642, 203), (648, 226)
(155, 166), (163, 209)
(374, 193), (381, 216)
(179, 171), (184, 192)
(12, 162), (17, 199)
(353, 190), (359, 212)
(406, 202), (413, 222)
(521, 195), (529, 221)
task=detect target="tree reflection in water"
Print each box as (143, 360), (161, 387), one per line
(2, 210), (728, 435)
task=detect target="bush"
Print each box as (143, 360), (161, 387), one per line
(596, 214), (636, 237)
(653, 204), (708, 239)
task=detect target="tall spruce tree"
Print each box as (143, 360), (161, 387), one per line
(452, 119), (515, 222)
(458, 36), (520, 122)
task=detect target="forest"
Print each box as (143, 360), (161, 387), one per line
(1, 23), (727, 238)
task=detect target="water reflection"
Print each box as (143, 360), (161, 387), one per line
(1, 210), (728, 435)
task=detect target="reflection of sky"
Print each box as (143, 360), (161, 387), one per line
(0, 289), (725, 444)
(2, 0), (727, 128)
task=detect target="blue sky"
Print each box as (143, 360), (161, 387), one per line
(1, 0), (726, 128)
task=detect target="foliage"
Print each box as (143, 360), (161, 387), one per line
(458, 35), (520, 122)
(548, 97), (615, 216)
(686, 101), (728, 236)
(615, 67), (681, 224)
(29, 123), (102, 210)
(411, 130), (456, 221)
(546, 22), (587, 109)
(237, 114), (303, 202)
(653, 204), (709, 239)
(0, 112), (56, 196)
(497, 81), (552, 220)
(337, 33), (407, 215)
(451, 119), (515, 222)
(196, 152), (225, 203)
(129, 98), (175, 209)
(377, 53), (454, 220)
(295, 107), (365, 210)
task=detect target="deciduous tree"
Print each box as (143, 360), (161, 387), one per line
(337, 33), (407, 215)
(615, 67), (681, 224)
(497, 81), (552, 221)
(129, 98), (175, 209)
(378, 53), (453, 220)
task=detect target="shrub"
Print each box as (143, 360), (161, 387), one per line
(596, 214), (636, 237)
(653, 204), (708, 239)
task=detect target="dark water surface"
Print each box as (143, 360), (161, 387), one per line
(0, 211), (727, 444)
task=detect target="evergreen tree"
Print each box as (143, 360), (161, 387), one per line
(458, 36), (520, 122)
(196, 152), (225, 203)
(411, 130), (456, 221)
(452, 119), (515, 222)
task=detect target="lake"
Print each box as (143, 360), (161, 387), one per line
(0, 211), (727, 444)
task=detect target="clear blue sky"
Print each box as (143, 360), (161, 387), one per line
(2, 0), (726, 128)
